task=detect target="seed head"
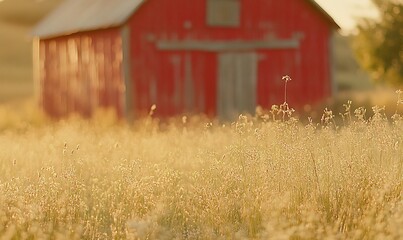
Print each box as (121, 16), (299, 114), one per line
(282, 75), (292, 82)
(149, 104), (157, 116)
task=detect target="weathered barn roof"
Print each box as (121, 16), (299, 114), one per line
(32, 0), (145, 38)
(32, 0), (339, 39)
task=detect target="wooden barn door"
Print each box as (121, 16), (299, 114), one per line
(217, 52), (257, 119)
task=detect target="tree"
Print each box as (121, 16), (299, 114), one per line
(353, 0), (403, 86)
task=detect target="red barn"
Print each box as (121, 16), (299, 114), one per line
(33, 0), (339, 119)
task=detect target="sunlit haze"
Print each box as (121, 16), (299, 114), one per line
(315, 0), (379, 33)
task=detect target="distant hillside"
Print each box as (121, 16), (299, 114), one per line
(0, 0), (61, 26)
(0, 0), (62, 101)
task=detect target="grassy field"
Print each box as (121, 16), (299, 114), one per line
(1, 2), (402, 239)
(0, 96), (402, 239)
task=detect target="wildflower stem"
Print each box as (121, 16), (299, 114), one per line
(284, 81), (287, 103)
(282, 75), (291, 103)
(310, 151), (322, 195)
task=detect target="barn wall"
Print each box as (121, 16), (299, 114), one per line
(38, 28), (125, 118)
(125, 0), (334, 117)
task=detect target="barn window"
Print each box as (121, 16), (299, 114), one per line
(206, 0), (240, 27)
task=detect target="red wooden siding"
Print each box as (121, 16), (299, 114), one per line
(126, 0), (334, 117)
(38, 28), (125, 118)
(35, 0), (337, 119)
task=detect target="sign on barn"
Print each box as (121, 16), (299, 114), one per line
(33, 0), (340, 119)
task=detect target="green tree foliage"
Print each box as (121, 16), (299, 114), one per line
(353, 0), (403, 86)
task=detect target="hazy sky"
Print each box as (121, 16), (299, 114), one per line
(315, 0), (379, 32)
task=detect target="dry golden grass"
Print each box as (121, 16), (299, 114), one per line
(0, 97), (402, 239)
(1, 3), (400, 237)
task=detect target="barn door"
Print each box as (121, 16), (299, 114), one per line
(217, 52), (257, 119)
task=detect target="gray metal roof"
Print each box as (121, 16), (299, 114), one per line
(32, 0), (145, 38)
(33, 0), (339, 39)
